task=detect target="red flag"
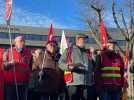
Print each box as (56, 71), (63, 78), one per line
(124, 45), (129, 80)
(6, 0), (12, 22)
(0, 48), (5, 100)
(100, 19), (108, 49)
(64, 47), (73, 83)
(48, 24), (54, 42)
(125, 47), (129, 68)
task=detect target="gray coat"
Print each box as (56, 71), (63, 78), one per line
(59, 45), (94, 86)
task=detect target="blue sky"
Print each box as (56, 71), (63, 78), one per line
(0, 0), (131, 30)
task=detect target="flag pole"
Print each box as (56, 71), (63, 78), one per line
(6, 0), (19, 99)
(7, 20), (19, 100)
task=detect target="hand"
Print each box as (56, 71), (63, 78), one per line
(9, 60), (19, 65)
(7, 60), (16, 67)
(90, 47), (95, 53)
(123, 80), (129, 89)
(9, 60), (15, 64)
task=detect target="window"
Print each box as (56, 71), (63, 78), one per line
(13, 33), (48, 41)
(41, 35), (48, 41)
(27, 34), (47, 41)
(0, 32), (9, 38)
(116, 40), (126, 46)
(55, 36), (61, 42)
(86, 37), (95, 44)
(69, 37), (75, 43)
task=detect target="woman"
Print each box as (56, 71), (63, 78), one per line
(29, 40), (64, 100)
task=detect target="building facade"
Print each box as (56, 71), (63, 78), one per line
(0, 24), (126, 49)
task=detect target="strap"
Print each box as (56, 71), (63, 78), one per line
(41, 50), (46, 69)
(66, 47), (73, 64)
(3, 49), (9, 67)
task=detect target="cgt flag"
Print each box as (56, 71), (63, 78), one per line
(125, 46), (129, 68)
(6, 0), (12, 24)
(60, 30), (68, 54)
(0, 48), (5, 100)
(48, 24), (54, 42)
(100, 19), (108, 49)
(124, 45), (129, 80)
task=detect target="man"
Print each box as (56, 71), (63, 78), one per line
(95, 39), (126, 100)
(130, 60), (134, 73)
(3, 36), (32, 100)
(59, 34), (95, 100)
(129, 43), (134, 73)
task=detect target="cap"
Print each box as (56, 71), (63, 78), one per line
(15, 36), (25, 42)
(76, 33), (88, 39)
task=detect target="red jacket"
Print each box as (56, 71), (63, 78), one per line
(4, 47), (32, 84)
(0, 48), (5, 100)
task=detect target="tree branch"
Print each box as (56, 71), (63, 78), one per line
(129, 0), (134, 41)
(90, 4), (125, 56)
(86, 20), (101, 47)
(91, 4), (102, 20)
(120, 9), (129, 36)
(129, 0), (133, 33)
(112, 0), (129, 41)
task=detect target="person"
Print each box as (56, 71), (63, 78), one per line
(0, 48), (5, 100)
(59, 33), (95, 100)
(130, 60), (134, 73)
(129, 44), (134, 73)
(130, 66), (134, 73)
(3, 36), (32, 100)
(29, 40), (64, 100)
(95, 39), (127, 100)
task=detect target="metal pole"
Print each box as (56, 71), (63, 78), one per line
(39, 50), (46, 81)
(7, 24), (19, 100)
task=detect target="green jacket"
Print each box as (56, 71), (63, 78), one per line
(59, 45), (94, 86)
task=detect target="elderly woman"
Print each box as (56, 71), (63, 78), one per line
(29, 40), (64, 100)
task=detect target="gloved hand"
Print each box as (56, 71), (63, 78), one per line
(123, 80), (129, 89)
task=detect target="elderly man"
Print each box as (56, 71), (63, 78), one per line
(3, 36), (32, 100)
(95, 39), (126, 100)
(59, 34), (95, 100)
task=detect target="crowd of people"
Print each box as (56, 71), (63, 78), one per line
(0, 33), (133, 100)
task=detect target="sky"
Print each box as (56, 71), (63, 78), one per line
(0, 0), (132, 30)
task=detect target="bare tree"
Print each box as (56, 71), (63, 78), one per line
(79, 0), (134, 98)
(112, 0), (134, 98)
